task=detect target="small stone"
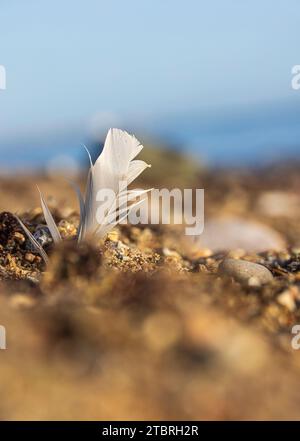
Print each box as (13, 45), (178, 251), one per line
(192, 217), (286, 252)
(31, 226), (52, 248)
(58, 220), (77, 239)
(162, 247), (181, 258)
(277, 290), (296, 312)
(25, 252), (36, 263)
(13, 231), (25, 243)
(219, 258), (273, 285)
(106, 230), (119, 242)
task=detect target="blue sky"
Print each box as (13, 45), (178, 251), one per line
(0, 0), (300, 165)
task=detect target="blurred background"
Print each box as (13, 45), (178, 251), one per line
(2, 3), (300, 422)
(0, 0), (300, 172)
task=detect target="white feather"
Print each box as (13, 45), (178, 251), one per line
(80, 128), (151, 240)
(68, 181), (86, 240)
(37, 187), (62, 244)
(16, 128), (151, 262)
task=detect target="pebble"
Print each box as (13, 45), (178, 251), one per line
(57, 220), (77, 238)
(277, 290), (296, 312)
(26, 225), (52, 251)
(194, 217), (286, 252)
(13, 231), (25, 243)
(219, 258), (274, 286)
(25, 252), (36, 263)
(162, 247), (181, 258)
(277, 286), (300, 312)
(106, 230), (119, 242)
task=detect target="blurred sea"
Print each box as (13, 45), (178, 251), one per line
(1, 100), (300, 170)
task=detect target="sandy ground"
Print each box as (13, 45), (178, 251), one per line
(1, 154), (300, 420)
